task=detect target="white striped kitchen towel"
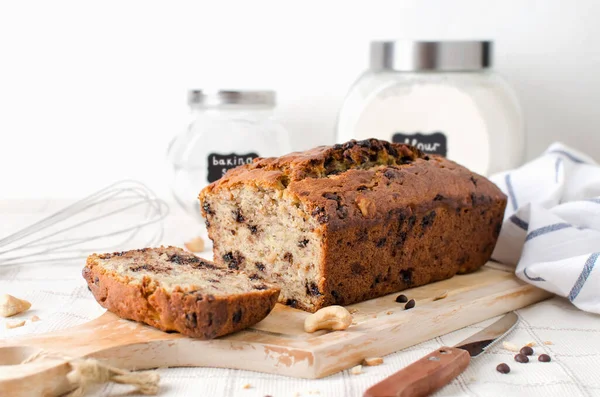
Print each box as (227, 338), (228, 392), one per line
(490, 142), (600, 314)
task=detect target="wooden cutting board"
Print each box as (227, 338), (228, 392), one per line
(0, 264), (551, 396)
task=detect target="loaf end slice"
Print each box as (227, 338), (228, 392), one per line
(82, 246), (280, 339)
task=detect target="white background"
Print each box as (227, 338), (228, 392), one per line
(1, 0), (599, 199)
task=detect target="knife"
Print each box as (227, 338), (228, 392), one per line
(363, 312), (518, 397)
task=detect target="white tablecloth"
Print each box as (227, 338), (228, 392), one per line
(1, 200), (600, 397)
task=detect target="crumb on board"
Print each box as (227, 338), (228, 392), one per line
(363, 357), (384, 366)
(350, 365), (363, 375)
(525, 341), (537, 347)
(351, 321), (358, 325)
(386, 311), (393, 315)
(30, 315), (40, 322)
(6, 319), (26, 329)
(543, 341), (553, 345)
(348, 308), (359, 314)
(433, 291), (448, 301)
(184, 236), (205, 253)
(242, 383), (251, 389)
(502, 341), (520, 352)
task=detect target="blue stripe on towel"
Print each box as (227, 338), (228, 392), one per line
(555, 157), (562, 183)
(525, 222), (572, 242)
(523, 267), (546, 282)
(510, 215), (529, 230)
(568, 252), (600, 302)
(505, 174), (518, 211)
(547, 149), (586, 164)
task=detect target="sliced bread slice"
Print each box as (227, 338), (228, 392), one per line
(82, 246), (280, 339)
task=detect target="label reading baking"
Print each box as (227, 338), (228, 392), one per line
(207, 152), (259, 183)
(392, 132), (447, 157)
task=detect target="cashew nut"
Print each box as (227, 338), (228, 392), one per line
(304, 305), (352, 333)
(0, 294), (31, 317)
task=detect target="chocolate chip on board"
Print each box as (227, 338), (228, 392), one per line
(404, 299), (416, 310)
(496, 363), (511, 374)
(395, 294), (408, 303)
(538, 354), (552, 362)
(520, 346), (534, 356)
(514, 353), (529, 363)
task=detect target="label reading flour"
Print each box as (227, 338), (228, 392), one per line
(207, 153), (259, 183)
(392, 132), (447, 156)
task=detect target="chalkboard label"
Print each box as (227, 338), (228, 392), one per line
(392, 132), (447, 157)
(207, 152), (259, 183)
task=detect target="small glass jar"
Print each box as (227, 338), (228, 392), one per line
(337, 40), (524, 176)
(168, 90), (292, 220)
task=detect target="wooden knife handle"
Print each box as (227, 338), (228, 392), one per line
(363, 346), (470, 397)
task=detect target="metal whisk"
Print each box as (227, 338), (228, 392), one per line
(0, 180), (169, 267)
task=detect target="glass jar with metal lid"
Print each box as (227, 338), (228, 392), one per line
(168, 89), (292, 220)
(337, 40), (524, 176)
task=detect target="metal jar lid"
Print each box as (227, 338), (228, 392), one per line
(370, 40), (492, 72)
(188, 90), (276, 107)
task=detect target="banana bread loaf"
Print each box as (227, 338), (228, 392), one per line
(199, 139), (507, 312)
(83, 246), (280, 339)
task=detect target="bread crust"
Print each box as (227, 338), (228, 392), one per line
(82, 250), (280, 339)
(200, 139), (507, 312)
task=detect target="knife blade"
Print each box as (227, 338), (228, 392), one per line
(363, 312), (519, 397)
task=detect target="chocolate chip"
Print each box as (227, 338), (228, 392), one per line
(407, 215), (417, 230)
(376, 238), (387, 247)
(404, 299), (416, 310)
(94, 276), (99, 285)
(538, 354), (551, 362)
(317, 214), (329, 224)
(520, 346), (534, 356)
(357, 185), (368, 191)
(249, 274), (261, 281)
(205, 220), (210, 228)
(470, 192), (477, 205)
(284, 252), (293, 263)
(306, 282), (322, 296)
(470, 176), (478, 186)
(356, 229), (368, 242)
(232, 309), (242, 324)
(395, 294), (408, 303)
(202, 202), (214, 215)
(514, 353), (529, 363)
(336, 206), (349, 219)
(384, 169), (396, 179)
(421, 211), (436, 229)
(248, 225), (258, 234)
(323, 192), (340, 201)
(185, 312), (197, 328)
(433, 194), (445, 201)
(298, 239), (309, 248)
(255, 262), (265, 271)
(494, 221), (503, 236)
(285, 298), (298, 308)
(255, 284), (268, 290)
(496, 363), (510, 374)
(396, 231), (408, 247)
(222, 251), (244, 270)
(400, 269), (413, 285)
(351, 262), (364, 275)
(234, 209), (245, 223)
